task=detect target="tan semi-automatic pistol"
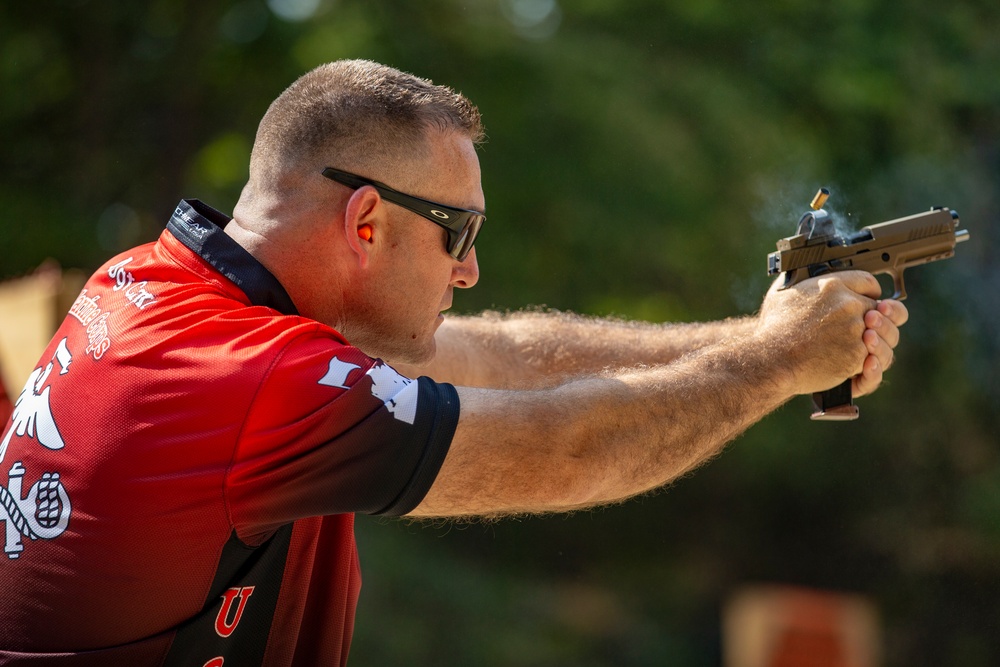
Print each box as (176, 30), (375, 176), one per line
(767, 188), (970, 421)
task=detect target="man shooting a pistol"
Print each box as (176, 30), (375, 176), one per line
(0, 59), (908, 666)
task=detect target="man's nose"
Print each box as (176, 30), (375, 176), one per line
(452, 247), (480, 289)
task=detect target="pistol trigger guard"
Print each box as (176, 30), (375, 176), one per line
(779, 268), (809, 290)
(890, 271), (907, 301)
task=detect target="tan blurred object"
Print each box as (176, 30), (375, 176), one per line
(0, 262), (86, 395)
(724, 584), (881, 667)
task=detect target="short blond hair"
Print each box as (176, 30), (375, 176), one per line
(249, 60), (485, 184)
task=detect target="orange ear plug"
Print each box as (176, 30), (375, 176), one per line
(358, 225), (373, 241)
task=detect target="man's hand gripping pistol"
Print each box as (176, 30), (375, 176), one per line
(767, 188), (970, 421)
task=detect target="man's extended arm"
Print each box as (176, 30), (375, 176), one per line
(399, 309), (758, 389)
(406, 272), (907, 519)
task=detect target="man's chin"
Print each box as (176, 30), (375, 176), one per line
(404, 339), (437, 367)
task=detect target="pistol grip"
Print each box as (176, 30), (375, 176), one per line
(810, 379), (859, 421)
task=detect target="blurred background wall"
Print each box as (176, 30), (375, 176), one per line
(1, 1), (998, 664)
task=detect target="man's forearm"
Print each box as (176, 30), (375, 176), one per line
(401, 309), (758, 388)
(408, 328), (791, 518)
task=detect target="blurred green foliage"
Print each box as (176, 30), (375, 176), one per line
(2, 0), (998, 665)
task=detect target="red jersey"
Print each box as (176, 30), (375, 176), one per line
(0, 200), (458, 666)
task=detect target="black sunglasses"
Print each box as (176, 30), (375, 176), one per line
(321, 167), (485, 261)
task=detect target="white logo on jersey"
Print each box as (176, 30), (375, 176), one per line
(108, 257), (156, 310)
(108, 257), (134, 289)
(69, 290), (113, 360)
(85, 313), (112, 360)
(0, 339), (72, 464)
(173, 205), (206, 238)
(367, 363), (418, 425)
(0, 461), (72, 559)
(53, 338), (72, 375)
(0, 342), (74, 559)
(318, 356), (361, 389)
(317, 356), (418, 424)
(69, 289), (103, 327)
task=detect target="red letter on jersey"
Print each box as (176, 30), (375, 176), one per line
(215, 586), (255, 637)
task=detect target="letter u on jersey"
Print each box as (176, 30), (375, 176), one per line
(214, 586), (255, 637)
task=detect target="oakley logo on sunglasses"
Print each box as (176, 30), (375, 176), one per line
(430, 210), (451, 220)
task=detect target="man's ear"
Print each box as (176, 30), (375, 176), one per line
(342, 186), (381, 269)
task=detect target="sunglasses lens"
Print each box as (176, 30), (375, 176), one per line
(449, 215), (485, 261)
